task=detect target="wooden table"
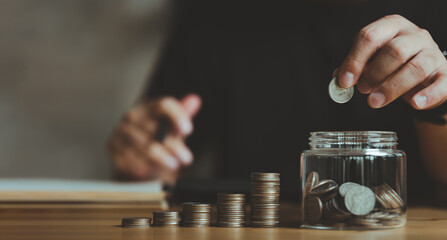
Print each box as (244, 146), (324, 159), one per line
(1, 203), (446, 240)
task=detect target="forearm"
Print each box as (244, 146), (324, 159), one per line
(415, 116), (447, 187)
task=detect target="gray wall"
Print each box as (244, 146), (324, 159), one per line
(0, 0), (169, 179)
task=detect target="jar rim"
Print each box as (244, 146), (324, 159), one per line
(310, 131), (396, 136)
(309, 131), (398, 149)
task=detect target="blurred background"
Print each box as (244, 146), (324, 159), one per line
(0, 0), (170, 179)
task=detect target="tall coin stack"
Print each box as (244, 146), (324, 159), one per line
(216, 193), (246, 227)
(181, 202), (212, 227)
(250, 172), (280, 227)
(152, 211), (181, 227)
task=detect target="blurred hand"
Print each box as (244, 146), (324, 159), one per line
(336, 14), (447, 110)
(108, 94), (202, 185)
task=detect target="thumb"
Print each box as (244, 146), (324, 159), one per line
(180, 94), (202, 118)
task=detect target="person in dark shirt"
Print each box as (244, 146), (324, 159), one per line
(107, 0), (447, 202)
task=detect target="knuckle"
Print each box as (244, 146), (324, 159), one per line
(133, 169), (151, 180)
(123, 108), (140, 123)
(358, 27), (379, 44)
(408, 58), (428, 79)
(384, 40), (408, 62)
(147, 143), (161, 158)
(116, 123), (129, 134)
(384, 14), (405, 21)
(426, 52), (439, 66)
(417, 28), (431, 38)
(428, 89), (442, 104)
(159, 97), (177, 109)
(386, 80), (401, 95)
(345, 57), (363, 73)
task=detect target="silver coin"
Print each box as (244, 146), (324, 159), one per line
(328, 77), (354, 104)
(339, 182), (360, 197)
(344, 186), (375, 216)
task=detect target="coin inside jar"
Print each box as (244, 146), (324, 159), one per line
(328, 77), (354, 104)
(305, 172), (319, 194)
(309, 179), (339, 200)
(344, 186), (375, 216)
(339, 182), (360, 197)
(304, 195), (323, 224)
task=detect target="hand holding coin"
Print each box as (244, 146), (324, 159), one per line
(335, 14), (447, 109)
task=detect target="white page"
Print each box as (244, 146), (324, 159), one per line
(0, 178), (161, 193)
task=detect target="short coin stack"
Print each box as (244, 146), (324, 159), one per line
(372, 184), (404, 209)
(250, 172), (280, 227)
(121, 217), (151, 228)
(216, 193), (246, 227)
(181, 202), (212, 227)
(152, 211), (181, 227)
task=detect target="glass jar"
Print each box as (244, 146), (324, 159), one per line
(300, 131), (406, 230)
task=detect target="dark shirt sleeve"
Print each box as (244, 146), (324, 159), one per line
(414, 0), (447, 51)
(142, 0), (214, 102)
(142, 29), (196, 100)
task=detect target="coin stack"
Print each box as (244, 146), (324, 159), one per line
(152, 211), (181, 227)
(250, 172), (280, 227)
(372, 184), (404, 209)
(303, 171), (405, 228)
(216, 193), (246, 227)
(121, 217), (151, 228)
(181, 202), (212, 227)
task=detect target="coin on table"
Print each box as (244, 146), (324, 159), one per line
(152, 211), (181, 227)
(328, 77), (354, 104)
(121, 217), (151, 228)
(344, 186), (375, 216)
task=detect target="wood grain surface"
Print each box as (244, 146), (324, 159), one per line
(0, 203), (446, 240)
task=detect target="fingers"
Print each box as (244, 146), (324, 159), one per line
(124, 97), (192, 136)
(338, 15), (415, 88)
(180, 94), (202, 117)
(368, 50), (443, 108)
(144, 142), (180, 171)
(123, 105), (158, 135)
(359, 33), (427, 94)
(154, 97), (193, 135)
(123, 95), (201, 138)
(118, 119), (193, 167)
(164, 136), (193, 165)
(337, 14), (447, 110)
(109, 120), (195, 181)
(109, 95), (200, 182)
(115, 153), (153, 180)
(411, 72), (447, 109)
(116, 122), (148, 150)
(108, 137), (153, 179)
